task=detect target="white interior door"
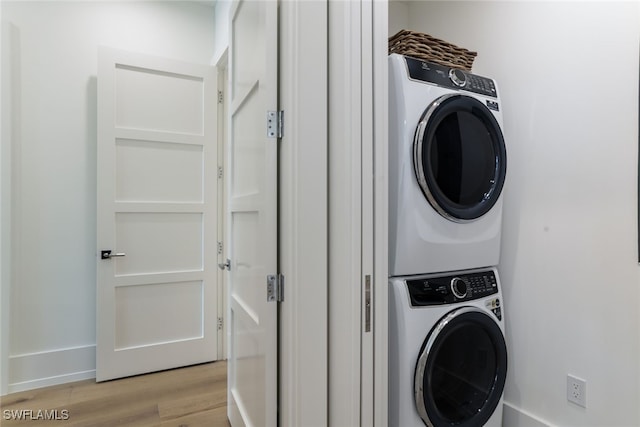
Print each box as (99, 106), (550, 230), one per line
(227, 1), (278, 426)
(96, 47), (217, 382)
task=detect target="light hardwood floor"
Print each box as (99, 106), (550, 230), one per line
(0, 361), (230, 427)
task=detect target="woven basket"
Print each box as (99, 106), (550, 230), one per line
(389, 30), (477, 71)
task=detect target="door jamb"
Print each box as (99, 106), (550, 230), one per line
(372, 1), (389, 424)
(278, 1), (329, 425)
(215, 48), (229, 361)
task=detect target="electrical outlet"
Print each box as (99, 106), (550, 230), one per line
(567, 374), (587, 408)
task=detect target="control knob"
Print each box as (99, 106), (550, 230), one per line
(450, 277), (468, 299)
(449, 68), (467, 87)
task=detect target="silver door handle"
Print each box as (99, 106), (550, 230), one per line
(218, 259), (231, 270)
(101, 250), (126, 260)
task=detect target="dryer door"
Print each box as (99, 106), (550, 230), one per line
(413, 94), (506, 222)
(414, 306), (507, 427)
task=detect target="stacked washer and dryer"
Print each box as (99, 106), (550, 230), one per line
(388, 53), (508, 427)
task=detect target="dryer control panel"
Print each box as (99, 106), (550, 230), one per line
(404, 56), (498, 99)
(406, 270), (498, 307)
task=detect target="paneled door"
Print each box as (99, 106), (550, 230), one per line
(227, 0), (279, 426)
(96, 47), (217, 381)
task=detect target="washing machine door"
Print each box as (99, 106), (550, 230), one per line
(413, 94), (507, 222)
(414, 306), (507, 427)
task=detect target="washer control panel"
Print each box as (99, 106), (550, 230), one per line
(404, 56), (498, 98)
(406, 270), (499, 307)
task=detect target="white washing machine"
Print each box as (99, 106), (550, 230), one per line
(389, 268), (507, 427)
(389, 54), (508, 277)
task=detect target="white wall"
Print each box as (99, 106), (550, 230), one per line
(1, 1), (214, 393)
(213, 0), (231, 64)
(387, 0), (408, 37)
(392, 1), (640, 426)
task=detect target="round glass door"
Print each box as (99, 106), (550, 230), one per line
(414, 307), (507, 427)
(413, 94), (507, 222)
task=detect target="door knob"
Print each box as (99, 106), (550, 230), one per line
(101, 250), (126, 260)
(218, 259), (231, 271)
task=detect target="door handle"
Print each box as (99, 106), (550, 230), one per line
(101, 250), (126, 260)
(218, 259), (231, 271)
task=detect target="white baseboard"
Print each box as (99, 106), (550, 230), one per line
(503, 401), (554, 427)
(8, 345), (96, 393)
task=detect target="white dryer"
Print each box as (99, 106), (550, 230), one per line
(389, 268), (507, 427)
(388, 54), (507, 277)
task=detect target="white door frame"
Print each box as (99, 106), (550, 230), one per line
(326, 0), (388, 425)
(215, 48), (228, 362)
(372, 1), (389, 424)
(278, 1), (328, 425)
(279, 1), (388, 425)
(327, 0), (364, 424)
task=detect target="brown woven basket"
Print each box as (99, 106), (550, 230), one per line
(389, 30), (477, 71)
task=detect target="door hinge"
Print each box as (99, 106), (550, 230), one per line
(267, 273), (284, 302)
(217, 166), (223, 179)
(218, 90), (223, 104)
(217, 241), (223, 255)
(267, 110), (284, 139)
(217, 317), (223, 330)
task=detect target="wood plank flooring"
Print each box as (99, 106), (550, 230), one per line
(0, 361), (230, 427)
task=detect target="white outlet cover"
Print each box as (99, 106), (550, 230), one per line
(567, 374), (587, 408)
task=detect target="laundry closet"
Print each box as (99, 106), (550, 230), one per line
(385, 2), (640, 427)
(387, 3), (508, 426)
